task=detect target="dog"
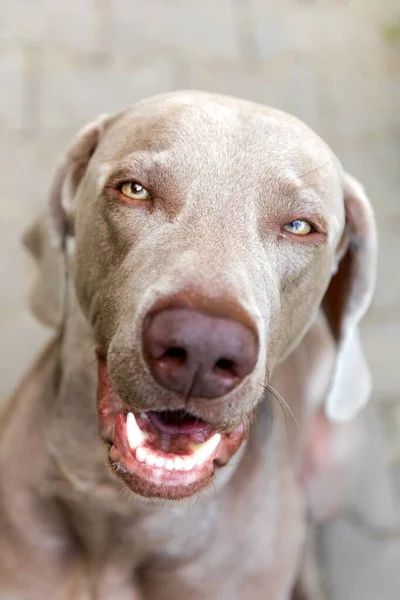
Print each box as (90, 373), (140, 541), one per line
(0, 91), (377, 599)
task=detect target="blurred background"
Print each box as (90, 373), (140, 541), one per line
(0, 1), (399, 598)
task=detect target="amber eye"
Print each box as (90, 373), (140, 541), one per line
(283, 220), (314, 236)
(120, 182), (151, 201)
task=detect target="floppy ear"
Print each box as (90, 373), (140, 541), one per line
(323, 173), (378, 422)
(23, 114), (110, 329)
(23, 212), (66, 328)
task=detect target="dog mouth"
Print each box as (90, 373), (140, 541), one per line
(97, 359), (247, 500)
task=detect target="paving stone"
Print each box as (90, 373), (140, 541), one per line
(320, 399), (400, 600)
(321, 517), (400, 600)
(380, 399), (400, 464)
(110, 0), (239, 59)
(370, 225), (400, 318)
(0, 1), (46, 45)
(349, 403), (399, 530)
(361, 321), (400, 399)
(252, 0), (399, 59)
(0, 0), (98, 53)
(0, 134), (69, 217)
(0, 47), (24, 131)
(0, 217), (34, 313)
(40, 52), (175, 131)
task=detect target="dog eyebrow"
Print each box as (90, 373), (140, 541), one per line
(262, 164), (330, 216)
(286, 197), (329, 233)
(268, 179), (330, 233)
(103, 152), (171, 190)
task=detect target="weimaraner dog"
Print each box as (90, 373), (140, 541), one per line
(0, 91), (377, 599)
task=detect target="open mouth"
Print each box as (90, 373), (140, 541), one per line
(97, 359), (247, 500)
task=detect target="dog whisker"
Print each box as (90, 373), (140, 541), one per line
(262, 383), (299, 430)
(84, 331), (117, 367)
(298, 159), (330, 182)
(184, 367), (199, 406)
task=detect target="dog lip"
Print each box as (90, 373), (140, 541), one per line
(97, 357), (248, 499)
(108, 454), (216, 500)
(96, 346), (107, 360)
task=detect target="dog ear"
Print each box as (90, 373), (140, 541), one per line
(23, 115), (110, 328)
(23, 212), (66, 328)
(323, 173), (378, 422)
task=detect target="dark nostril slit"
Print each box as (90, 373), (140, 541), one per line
(144, 306), (258, 398)
(214, 358), (236, 376)
(161, 347), (187, 366)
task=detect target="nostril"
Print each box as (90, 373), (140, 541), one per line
(213, 358), (239, 379)
(160, 347), (187, 367)
(143, 306), (258, 398)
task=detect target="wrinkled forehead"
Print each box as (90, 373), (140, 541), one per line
(94, 96), (342, 202)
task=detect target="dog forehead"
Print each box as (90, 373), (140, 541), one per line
(94, 91), (341, 196)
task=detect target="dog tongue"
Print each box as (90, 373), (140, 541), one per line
(147, 410), (213, 436)
(135, 410), (215, 453)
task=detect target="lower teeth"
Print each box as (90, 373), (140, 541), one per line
(126, 412), (221, 472)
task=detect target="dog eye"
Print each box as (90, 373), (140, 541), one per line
(282, 220), (314, 236)
(120, 182), (151, 201)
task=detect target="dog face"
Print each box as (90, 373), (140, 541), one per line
(25, 92), (377, 500)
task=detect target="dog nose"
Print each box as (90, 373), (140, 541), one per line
(143, 308), (258, 398)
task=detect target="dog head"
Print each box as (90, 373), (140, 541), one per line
(24, 92), (377, 500)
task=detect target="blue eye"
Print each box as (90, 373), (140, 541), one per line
(283, 220), (313, 236)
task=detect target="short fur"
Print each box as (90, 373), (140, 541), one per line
(0, 91), (377, 599)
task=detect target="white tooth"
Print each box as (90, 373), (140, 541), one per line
(155, 456), (165, 468)
(136, 446), (147, 463)
(165, 459), (174, 470)
(190, 433), (221, 465)
(126, 412), (148, 449)
(183, 458), (195, 471)
(174, 457), (184, 471)
(146, 453), (157, 466)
